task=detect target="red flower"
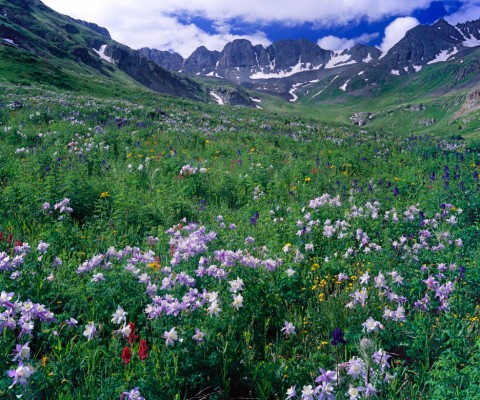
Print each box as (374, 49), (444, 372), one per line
(138, 339), (148, 361)
(121, 346), (132, 364)
(127, 322), (139, 344)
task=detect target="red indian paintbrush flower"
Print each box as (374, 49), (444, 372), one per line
(138, 339), (148, 361)
(121, 346), (132, 364)
(127, 322), (139, 344)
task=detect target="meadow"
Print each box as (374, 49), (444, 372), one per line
(0, 81), (479, 399)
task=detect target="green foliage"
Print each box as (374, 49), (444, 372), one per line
(0, 81), (479, 400)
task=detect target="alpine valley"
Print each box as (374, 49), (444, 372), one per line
(2, 0), (480, 137)
(1, 1), (480, 399)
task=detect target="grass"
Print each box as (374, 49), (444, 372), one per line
(0, 79), (479, 399)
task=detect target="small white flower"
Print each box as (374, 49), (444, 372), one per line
(111, 305), (127, 325)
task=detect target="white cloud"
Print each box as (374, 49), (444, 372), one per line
(42, 0), (436, 57)
(41, 1), (480, 58)
(318, 33), (379, 51)
(380, 17), (420, 54)
(445, 1), (480, 25)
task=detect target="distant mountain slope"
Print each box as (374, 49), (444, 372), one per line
(141, 17), (480, 102)
(0, 0), (205, 100)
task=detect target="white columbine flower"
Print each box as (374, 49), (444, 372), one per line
(111, 305), (127, 325)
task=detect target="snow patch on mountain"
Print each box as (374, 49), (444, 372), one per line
(339, 79), (351, 91)
(363, 53), (374, 63)
(461, 32), (480, 47)
(93, 45), (113, 63)
(427, 47), (458, 64)
(209, 91), (224, 105)
(1, 38), (17, 46)
(325, 52), (356, 69)
(250, 59), (322, 79)
(289, 83), (304, 102)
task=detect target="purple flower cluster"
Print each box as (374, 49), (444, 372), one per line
(309, 193), (341, 209)
(2, 291), (55, 388)
(290, 347), (391, 399)
(166, 223), (217, 267)
(76, 246), (155, 274)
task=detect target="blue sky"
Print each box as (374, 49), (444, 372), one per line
(42, 0), (480, 56)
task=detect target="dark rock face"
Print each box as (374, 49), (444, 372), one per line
(107, 45), (205, 100)
(182, 46), (220, 75)
(72, 46), (101, 69)
(180, 38), (332, 77)
(138, 48), (183, 71)
(457, 19), (480, 41)
(454, 57), (480, 83)
(342, 44), (382, 63)
(267, 39), (331, 70)
(74, 19), (111, 39)
(385, 19), (465, 72)
(217, 39), (259, 68)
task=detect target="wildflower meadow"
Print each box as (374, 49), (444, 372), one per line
(0, 82), (479, 399)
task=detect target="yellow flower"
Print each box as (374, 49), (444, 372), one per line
(41, 356), (49, 367)
(148, 260), (161, 271)
(304, 177), (311, 182)
(100, 192), (110, 199)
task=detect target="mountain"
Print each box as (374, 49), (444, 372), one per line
(138, 47), (183, 71)
(74, 19), (112, 39)
(142, 17), (480, 102)
(0, 0), (205, 100)
(3, 0), (480, 122)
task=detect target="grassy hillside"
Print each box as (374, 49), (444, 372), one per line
(0, 79), (479, 399)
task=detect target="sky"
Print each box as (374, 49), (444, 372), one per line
(41, 1), (480, 57)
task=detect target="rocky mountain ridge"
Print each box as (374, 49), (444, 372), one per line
(141, 17), (480, 100)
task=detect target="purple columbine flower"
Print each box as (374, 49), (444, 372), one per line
(192, 328), (206, 344)
(122, 387), (145, 400)
(12, 342), (30, 362)
(281, 321), (296, 337)
(315, 368), (337, 384)
(286, 385), (296, 399)
(83, 322), (96, 341)
(8, 362), (33, 388)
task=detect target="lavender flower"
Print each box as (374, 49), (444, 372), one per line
(286, 385), (296, 399)
(12, 342), (30, 362)
(164, 327), (178, 347)
(281, 321), (296, 337)
(192, 328), (206, 344)
(122, 387), (145, 400)
(83, 322), (96, 341)
(8, 362), (33, 388)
